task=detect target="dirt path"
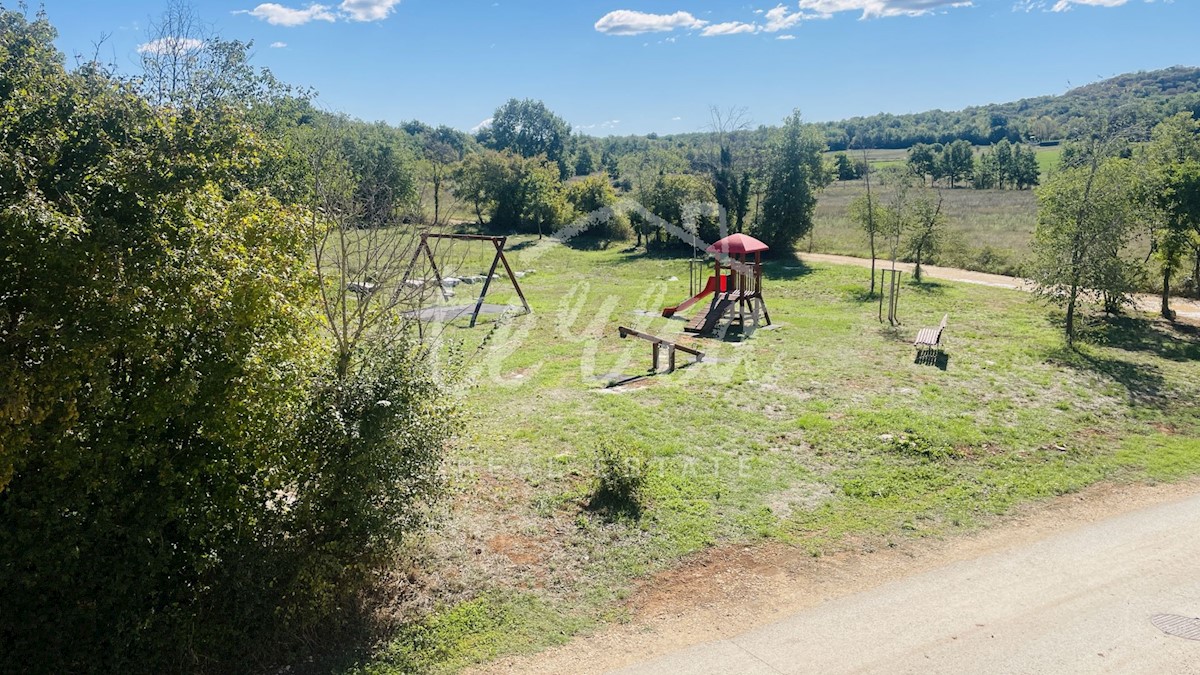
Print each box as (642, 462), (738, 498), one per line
(796, 252), (1200, 324)
(477, 478), (1200, 675)
(619, 486), (1200, 674)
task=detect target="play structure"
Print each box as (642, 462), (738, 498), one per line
(618, 326), (705, 374)
(401, 233), (530, 327)
(662, 233), (771, 336)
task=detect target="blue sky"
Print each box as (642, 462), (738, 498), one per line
(39, 0), (1199, 136)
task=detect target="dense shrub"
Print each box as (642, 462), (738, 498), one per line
(589, 439), (651, 518)
(0, 10), (454, 672)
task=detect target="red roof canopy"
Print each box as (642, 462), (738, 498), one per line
(706, 233), (769, 255)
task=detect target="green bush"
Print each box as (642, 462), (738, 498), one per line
(589, 439), (651, 518)
(0, 11), (454, 673)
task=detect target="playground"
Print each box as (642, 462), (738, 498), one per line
(362, 232), (1200, 672)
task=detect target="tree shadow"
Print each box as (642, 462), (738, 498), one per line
(1048, 346), (1170, 409)
(845, 289), (878, 303)
(1085, 315), (1200, 362)
(904, 279), (949, 295)
(762, 251), (813, 281)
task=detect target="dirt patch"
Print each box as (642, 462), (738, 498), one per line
(486, 534), (546, 566)
(476, 477), (1200, 675)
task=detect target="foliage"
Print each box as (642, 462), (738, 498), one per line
(1030, 155), (1141, 344)
(590, 438), (651, 519)
(452, 150), (571, 237)
(905, 188), (946, 281)
(0, 10), (454, 672)
(638, 173), (718, 247)
(564, 175), (632, 241)
(756, 111), (827, 248)
(815, 66), (1200, 150)
(1140, 112), (1200, 315)
(483, 98), (571, 178)
(832, 152), (867, 180)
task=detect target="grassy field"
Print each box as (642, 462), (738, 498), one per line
(811, 180), (1039, 276)
(347, 236), (1200, 674)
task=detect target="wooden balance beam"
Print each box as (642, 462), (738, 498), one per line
(618, 326), (705, 374)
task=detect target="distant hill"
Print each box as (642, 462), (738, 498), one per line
(814, 66), (1200, 150)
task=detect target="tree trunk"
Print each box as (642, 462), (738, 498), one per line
(914, 248), (923, 282)
(432, 176), (441, 225)
(869, 233), (876, 295)
(1193, 248), (1200, 298)
(1066, 285), (1077, 347)
(1162, 267), (1174, 319)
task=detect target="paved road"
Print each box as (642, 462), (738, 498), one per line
(614, 492), (1200, 674)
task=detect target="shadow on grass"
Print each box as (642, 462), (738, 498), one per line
(585, 489), (644, 523)
(914, 349), (950, 371)
(1086, 315), (1200, 362)
(904, 279), (949, 295)
(762, 250), (814, 281)
(1049, 346), (1170, 409)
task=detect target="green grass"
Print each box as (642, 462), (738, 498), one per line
(811, 180), (1038, 276)
(349, 236), (1200, 673)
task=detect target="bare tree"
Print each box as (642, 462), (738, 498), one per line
(140, 0), (209, 106)
(305, 120), (435, 381)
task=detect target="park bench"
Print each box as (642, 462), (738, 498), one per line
(914, 314), (948, 362)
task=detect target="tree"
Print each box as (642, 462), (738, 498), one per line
(1030, 155), (1140, 344)
(940, 140), (975, 188)
(453, 150), (569, 237)
(1142, 112), (1200, 317)
(850, 196), (885, 292)
(907, 143), (937, 185)
(574, 143), (596, 176)
(832, 152), (862, 181)
(0, 10), (454, 671)
(486, 98), (571, 178)
(849, 150), (882, 294)
(641, 173), (716, 245)
(905, 188), (946, 282)
(756, 110), (827, 248)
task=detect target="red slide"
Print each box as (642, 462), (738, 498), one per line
(662, 275), (728, 318)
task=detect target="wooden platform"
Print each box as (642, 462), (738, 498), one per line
(684, 292), (745, 334)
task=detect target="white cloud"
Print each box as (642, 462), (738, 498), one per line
(701, 21), (759, 36)
(137, 36), (204, 55)
(776, 33), (797, 39)
(796, 0), (973, 19)
(471, 117), (493, 133)
(270, 41), (288, 48)
(671, 116), (683, 121)
(238, 0), (401, 26)
(339, 0), (402, 21)
(1051, 0), (1128, 10)
(763, 4), (805, 31)
(577, 119), (622, 131)
(241, 3), (336, 26)
(594, 10), (707, 35)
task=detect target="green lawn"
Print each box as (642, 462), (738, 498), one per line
(350, 236), (1200, 674)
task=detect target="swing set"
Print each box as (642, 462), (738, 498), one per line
(402, 233), (531, 327)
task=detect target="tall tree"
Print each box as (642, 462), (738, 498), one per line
(905, 188), (945, 282)
(1030, 155), (1139, 344)
(756, 110), (827, 248)
(940, 140), (975, 188)
(486, 98), (571, 178)
(1142, 112), (1200, 318)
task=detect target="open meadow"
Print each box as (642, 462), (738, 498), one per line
(811, 180), (1039, 277)
(351, 236), (1200, 673)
